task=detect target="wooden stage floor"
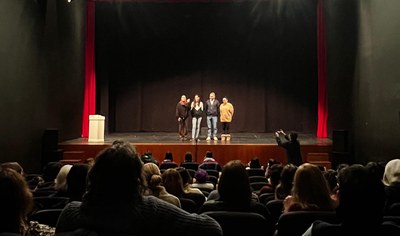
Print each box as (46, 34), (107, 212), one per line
(59, 132), (332, 167)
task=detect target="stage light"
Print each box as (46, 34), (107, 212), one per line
(67, 0), (73, 3)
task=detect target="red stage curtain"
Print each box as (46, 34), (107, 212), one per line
(317, 0), (328, 138)
(82, 1), (96, 138)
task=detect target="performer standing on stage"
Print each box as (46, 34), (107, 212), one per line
(205, 92), (220, 141)
(219, 96), (234, 141)
(275, 129), (303, 166)
(176, 95), (190, 141)
(190, 94), (203, 142)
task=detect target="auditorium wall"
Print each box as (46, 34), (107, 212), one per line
(0, 0), (85, 172)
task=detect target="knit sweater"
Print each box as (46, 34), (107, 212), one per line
(56, 196), (222, 236)
(219, 102), (234, 122)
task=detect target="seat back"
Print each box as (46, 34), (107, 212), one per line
(249, 176), (269, 183)
(266, 199), (283, 225)
(187, 169), (196, 178)
(246, 168), (265, 177)
(276, 211), (339, 236)
(259, 192), (275, 204)
(388, 202), (400, 216)
(206, 175), (218, 186)
(206, 169), (219, 178)
(33, 196), (70, 212)
(28, 208), (63, 227)
(202, 211), (274, 236)
(159, 162), (178, 170)
(179, 198), (198, 213)
(181, 162), (199, 170)
(184, 192), (206, 209)
(250, 182), (269, 192)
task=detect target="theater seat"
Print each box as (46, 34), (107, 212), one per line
(202, 211), (274, 236)
(276, 211), (339, 236)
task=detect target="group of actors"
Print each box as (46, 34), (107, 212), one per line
(176, 92), (234, 142)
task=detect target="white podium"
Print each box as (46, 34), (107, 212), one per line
(88, 115), (105, 142)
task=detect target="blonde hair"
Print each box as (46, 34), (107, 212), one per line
(142, 163), (163, 195)
(54, 164), (73, 191)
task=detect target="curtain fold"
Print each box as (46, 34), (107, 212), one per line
(317, 0), (328, 138)
(82, 1), (96, 138)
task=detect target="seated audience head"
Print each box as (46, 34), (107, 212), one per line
(176, 167), (193, 186)
(66, 163), (90, 201)
(218, 160), (252, 206)
(383, 159), (400, 186)
(204, 151), (214, 160)
(141, 152), (158, 165)
(336, 163), (349, 173)
(83, 140), (144, 207)
(164, 151), (174, 162)
(42, 161), (63, 182)
(366, 161), (386, 182)
(249, 157), (261, 169)
(276, 163), (297, 199)
(336, 164), (385, 225)
(268, 163), (284, 188)
(184, 152), (193, 162)
(323, 169), (338, 194)
(161, 168), (185, 198)
(1, 162), (24, 175)
(54, 164), (73, 192)
(194, 168), (209, 183)
(0, 167), (33, 234)
(142, 162), (162, 191)
(291, 163), (335, 211)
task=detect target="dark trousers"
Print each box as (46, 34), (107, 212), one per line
(222, 122), (230, 134)
(178, 118), (189, 138)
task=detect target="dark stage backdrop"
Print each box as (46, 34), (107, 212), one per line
(95, 1), (318, 133)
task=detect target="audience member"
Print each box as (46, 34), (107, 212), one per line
(382, 159), (400, 214)
(323, 169), (339, 200)
(140, 151), (159, 166)
(264, 158), (280, 178)
(1, 161), (24, 175)
(162, 168), (187, 199)
(33, 161), (63, 191)
(283, 163), (336, 213)
(159, 151), (178, 170)
(53, 164), (73, 195)
(198, 151), (222, 172)
(191, 168), (215, 192)
(199, 160), (273, 232)
(274, 163), (297, 200)
(183, 151), (193, 163)
(142, 163), (181, 207)
(64, 163), (90, 201)
(247, 156), (262, 169)
(176, 167), (204, 196)
(303, 164), (400, 236)
(0, 167), (33, 234)
(259, 163), (283, 195)
(56, 140), (222, 235)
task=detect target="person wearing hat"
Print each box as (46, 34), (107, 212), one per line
(192, 168), (214, 192)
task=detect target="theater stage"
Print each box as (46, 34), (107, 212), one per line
(59, 132), (332, 167)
